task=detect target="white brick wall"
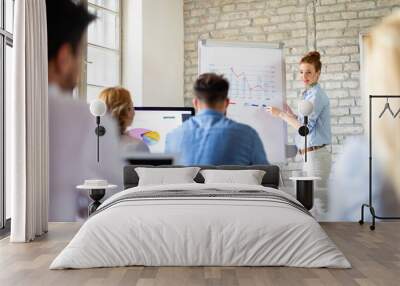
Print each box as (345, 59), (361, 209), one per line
(183, 0), (400, 181)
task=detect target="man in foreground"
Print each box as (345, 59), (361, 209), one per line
(47, 0), (122, 221)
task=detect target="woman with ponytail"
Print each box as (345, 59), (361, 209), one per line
(267, 51), (332, 215)
(99, 87), (149, 153)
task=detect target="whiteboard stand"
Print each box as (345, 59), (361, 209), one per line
(198, 39), (283, 50)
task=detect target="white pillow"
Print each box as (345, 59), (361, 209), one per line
(135, 167), (200, 186)
(200, 169), (266, 185)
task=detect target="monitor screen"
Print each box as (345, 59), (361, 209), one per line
(127, 107), (195, 153)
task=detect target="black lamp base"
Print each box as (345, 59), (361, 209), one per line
(298, 126), (309, 136)
(95, 126), (106, 136)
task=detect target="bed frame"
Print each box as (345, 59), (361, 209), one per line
(123, 165), (280, 189)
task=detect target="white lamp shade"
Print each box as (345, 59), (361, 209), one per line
(299, 100), (314, 116)
(90, 99), (107, 117)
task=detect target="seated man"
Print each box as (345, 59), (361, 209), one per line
(165, 73), (268, 165)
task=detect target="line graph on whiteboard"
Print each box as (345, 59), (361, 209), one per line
(207, 63), (280, 107)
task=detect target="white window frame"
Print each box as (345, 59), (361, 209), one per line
(79, 0), (122, 102)
(1, 0), (14, 230)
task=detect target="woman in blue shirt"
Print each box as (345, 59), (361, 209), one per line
(267, 51), (332, 216)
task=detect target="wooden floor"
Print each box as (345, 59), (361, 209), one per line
(0, 222), (399, 286)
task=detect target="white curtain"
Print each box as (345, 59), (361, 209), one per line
(9, 0), (49, 242)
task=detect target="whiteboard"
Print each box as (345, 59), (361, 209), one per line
(198, 40), (287, 163)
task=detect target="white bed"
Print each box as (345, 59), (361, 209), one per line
(50, 183), (350, 269)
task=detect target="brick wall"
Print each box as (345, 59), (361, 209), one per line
(183, 0), (400, 181)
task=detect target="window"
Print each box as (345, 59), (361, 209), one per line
(85, 0), (121, 103)
(1, 0), (14, 230)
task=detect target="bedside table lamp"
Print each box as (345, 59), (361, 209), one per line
(89, 99), (107, 162)
(298, 100), (314, 163)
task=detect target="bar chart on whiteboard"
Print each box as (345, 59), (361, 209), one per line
(198, 41), (287, 163)
(207, 64), (280, 107)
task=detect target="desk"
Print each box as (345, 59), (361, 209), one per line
(289, 176), (320, 210)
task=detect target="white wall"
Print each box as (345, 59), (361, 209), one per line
(122, 0), (143, 106)
(122, 0), (184, 107)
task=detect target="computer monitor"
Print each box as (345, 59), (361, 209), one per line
(127, 107), (195, 153)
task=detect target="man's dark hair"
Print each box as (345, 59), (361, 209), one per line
(46, 0), (96, 60)
(193, 73), (230, 105)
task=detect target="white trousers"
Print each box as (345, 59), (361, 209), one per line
(298, 147), (332, 219)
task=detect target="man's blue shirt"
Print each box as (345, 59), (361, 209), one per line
(165, 109), (268, 165)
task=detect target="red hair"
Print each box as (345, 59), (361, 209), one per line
(98, 87), (133, 135)
(300, 51), (322, 72)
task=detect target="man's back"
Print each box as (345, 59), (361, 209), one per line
(165, 109), (268, 165)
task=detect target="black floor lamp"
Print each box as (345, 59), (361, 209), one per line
(298, 100), (314, 162)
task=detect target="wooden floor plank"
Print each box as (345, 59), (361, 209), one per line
(0, 222), (399, 286)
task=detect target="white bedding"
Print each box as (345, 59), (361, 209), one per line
(50, 183), (350, 269)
